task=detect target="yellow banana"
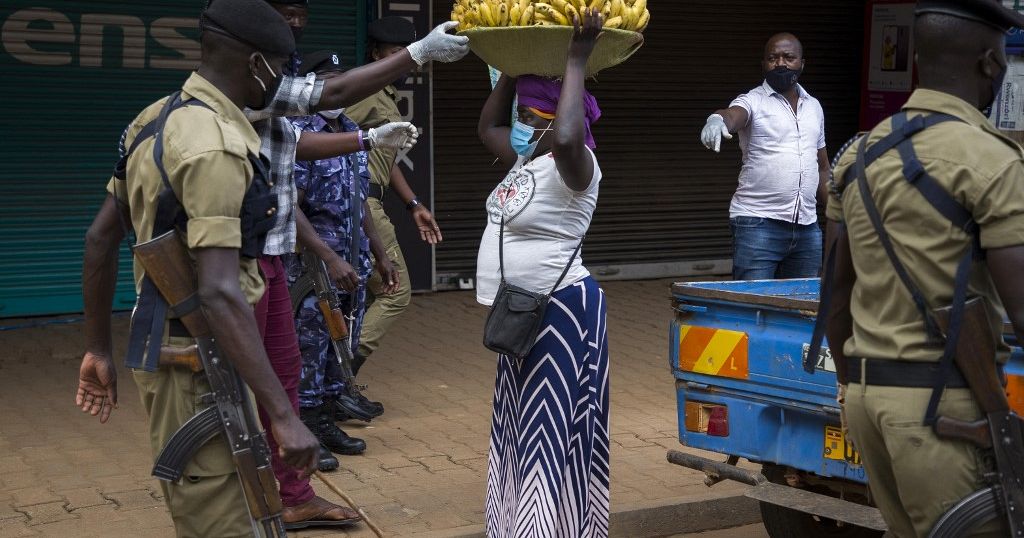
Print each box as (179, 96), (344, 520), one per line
(562, 2), (579, 23)
(534, 19), (556, 25)
(636, 8), (649, 31)
(518, 0), (531, 15)
(601, 2), (611, 18)
(509, 3), (521, 25)
(498, 1), (509, 25)
(537, 2), (570, 24)
(608, 0), (621, 18)
(552, 0), (568, 13)
(520, 5), (535, 25)
(479, 1), (495, 26)
(588, 0), (605, 10)
(578, 0), (588, 13)
(458, 0), (472, 9)
(622, 5), (636, 29)
(603, 15), (622, 28)
(633, 0), (646, 13)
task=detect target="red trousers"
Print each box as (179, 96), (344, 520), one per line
(254, 256), (315, 507)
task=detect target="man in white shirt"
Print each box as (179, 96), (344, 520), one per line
(700, 33), (830, 280)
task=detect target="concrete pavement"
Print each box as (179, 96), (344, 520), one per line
(0, 279), (760, 537)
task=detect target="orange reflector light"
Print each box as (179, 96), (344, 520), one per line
(684, 401), (729, 437)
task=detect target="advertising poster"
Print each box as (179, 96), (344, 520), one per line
(860, 1), (917, 130)
(991, 55), (1024, 131)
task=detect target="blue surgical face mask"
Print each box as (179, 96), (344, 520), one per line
(509, 120), (552, 157)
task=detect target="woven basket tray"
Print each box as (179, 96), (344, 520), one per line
(458, 26), (644, 77)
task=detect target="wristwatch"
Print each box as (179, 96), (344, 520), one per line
(406, 198), (422, 211)
(360, 131), (373, 151)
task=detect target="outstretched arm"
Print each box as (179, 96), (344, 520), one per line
(316, 22), (469, 110)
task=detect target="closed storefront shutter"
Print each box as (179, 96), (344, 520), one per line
(431, 0), (864, 286)
(0, 0), (360, 318)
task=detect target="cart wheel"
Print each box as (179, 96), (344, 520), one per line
(759, 464), (884, 538)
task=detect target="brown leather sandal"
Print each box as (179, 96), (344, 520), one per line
(282, 495), (362, 530)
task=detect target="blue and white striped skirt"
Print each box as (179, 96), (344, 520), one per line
(485, 276), (611, 538)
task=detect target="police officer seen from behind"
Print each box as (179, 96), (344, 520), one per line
(346, 16), (444, 379)
(824, 1), (1024, 536)
(76, 0), (323, 535)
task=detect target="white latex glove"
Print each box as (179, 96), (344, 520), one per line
(406, 22), (470, 66)
(700, 113), (733, 153)
(368, 122), (420, 151)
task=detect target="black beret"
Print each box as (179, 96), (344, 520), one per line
(368, 16), (417, 46)
(201, 0), (295, 56)
(916, 0), (1024, 31)
(300, 50), (343, 76)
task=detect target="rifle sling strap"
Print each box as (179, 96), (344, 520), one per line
(123, 92), (211, 372)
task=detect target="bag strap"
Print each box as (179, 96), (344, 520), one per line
(805, 221), (845, 373)
(498, 214), (584, 295)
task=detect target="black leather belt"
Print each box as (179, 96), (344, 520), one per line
(367, 183), (385, 201)
(846, 357), (1004, 389)
(168, 319), (190, 338)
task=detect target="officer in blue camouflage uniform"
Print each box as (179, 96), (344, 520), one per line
(286, 51), (398, 456)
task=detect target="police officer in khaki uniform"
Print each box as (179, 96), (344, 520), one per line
(76, 1), (327, 535)
(346, 16), (444, 376)
(824, 1), (1024, 536)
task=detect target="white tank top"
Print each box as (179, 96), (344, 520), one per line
(476, 148), (601, 306)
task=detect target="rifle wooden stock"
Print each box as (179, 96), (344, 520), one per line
(132, 230), (210, 338)
(934, 416), (993, 449)
(317, 299), (349, 341)
(158, 345), (202, 373)
(933, 297), (1009, 414)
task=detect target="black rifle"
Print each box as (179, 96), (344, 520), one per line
(929, 297), (1024, 537)
(136, 230), (286, 538)
(301, 249), (375, 422)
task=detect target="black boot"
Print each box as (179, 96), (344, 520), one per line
(301, 404), (366, 456)
(317, 408), (366, 456)
(356, 392), (384, 418)
(317, 445), (339, 472)
(334, 392), (378, 423)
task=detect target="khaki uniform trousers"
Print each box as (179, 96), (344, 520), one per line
(845, 382), (1005, 538)
(359, 197), (412, 358)
(134, 365), (252, 538)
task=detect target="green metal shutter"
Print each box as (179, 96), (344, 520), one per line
(431, 0), (863, 284)
(0, 0), (359, 318)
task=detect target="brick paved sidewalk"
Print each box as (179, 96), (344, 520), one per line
(0, 279), (747, 538)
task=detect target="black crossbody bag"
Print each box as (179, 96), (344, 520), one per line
(483, 215), (583, 359)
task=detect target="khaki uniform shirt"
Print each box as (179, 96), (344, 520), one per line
(829, 89), (1024, 362)
(345, 85), (401, 188)
(107, 73), (265, 305)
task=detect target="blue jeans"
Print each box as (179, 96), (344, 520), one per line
(730, 216), (822, 280)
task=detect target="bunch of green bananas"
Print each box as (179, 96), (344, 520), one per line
(452, 0), (649, 33)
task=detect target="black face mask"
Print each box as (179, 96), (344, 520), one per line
(290, 26), (304, 44)
(982, 63), (1008, 115)
(765, 66), (802, 94)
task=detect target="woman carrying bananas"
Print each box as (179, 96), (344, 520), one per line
(475, 8), (609, 537)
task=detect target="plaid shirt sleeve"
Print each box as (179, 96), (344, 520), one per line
(244, 73), (325, 122)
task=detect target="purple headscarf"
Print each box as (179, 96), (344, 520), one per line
(516, 75), (601, 149)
